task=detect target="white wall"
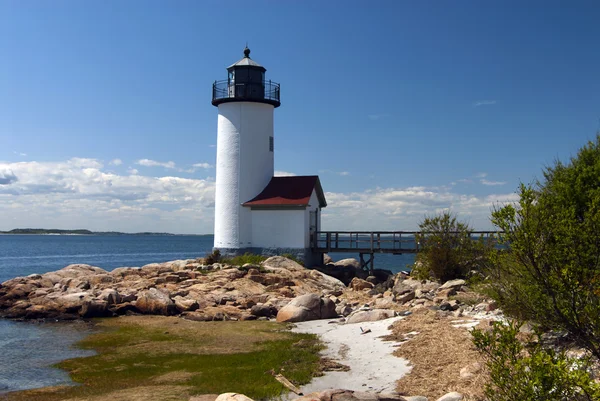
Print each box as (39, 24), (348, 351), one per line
(304, 190), (321, 248)
(214, 102), (275, 249)
(252, 209), (306, 249)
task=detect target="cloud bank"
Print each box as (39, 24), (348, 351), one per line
(0, 158), (517, 233)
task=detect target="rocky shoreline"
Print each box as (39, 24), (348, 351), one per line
(0, 256), (504, 401)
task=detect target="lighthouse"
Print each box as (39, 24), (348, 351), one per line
(212, 48), (326, 265)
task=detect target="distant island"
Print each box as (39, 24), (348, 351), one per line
(0, 228), (209, 236)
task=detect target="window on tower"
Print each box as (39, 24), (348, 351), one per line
(269, 136), (274, 152)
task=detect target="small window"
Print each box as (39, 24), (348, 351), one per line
(269, 136), (274, 152)
(228, 70), (235, 84)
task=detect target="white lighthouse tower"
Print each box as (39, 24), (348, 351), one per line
(212, 48), (327, 264)
(212, 47), (280, 253)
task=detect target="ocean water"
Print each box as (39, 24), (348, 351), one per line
(0, 234), (415, 394)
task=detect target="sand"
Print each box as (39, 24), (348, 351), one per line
(291, 316), (411, 394)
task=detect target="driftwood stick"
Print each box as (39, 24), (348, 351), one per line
(272, 372), (303, 395)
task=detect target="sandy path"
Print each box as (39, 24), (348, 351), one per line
(291, 317), (411, 394)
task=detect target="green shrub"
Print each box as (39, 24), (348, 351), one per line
(472, 321), (600, 401)
(490, 135), (600, 360)
(204, 249), (221, 265)
(413, 212), (493, 282)
(221, 252), (267, 266)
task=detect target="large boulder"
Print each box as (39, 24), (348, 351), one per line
(215, 394), (255, 401)
(349, 277), (374, 291)
(135, 288), (176, 315)
(262, 256), (305, 272)
(438, 279), (465, 290)
(276, 293), (337, 322)
(333, 258), (361, 269)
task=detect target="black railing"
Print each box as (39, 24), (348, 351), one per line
(212, 80), (280, 106)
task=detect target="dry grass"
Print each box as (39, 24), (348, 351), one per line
(384, 308), (488, 400)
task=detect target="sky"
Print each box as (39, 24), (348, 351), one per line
(1, 1), (600, 234)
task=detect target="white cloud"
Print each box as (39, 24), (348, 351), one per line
(109, 159), (123, 166)
(192, 163), (214, 169)
(208, 144), (216, 148)
(481, 179), (507, 186)
(0, 158), (215, 234)
(0, 158), (517, 234)
(319, 169), (351, 176)
(473, 100), (497, 107)
(136, 159), (176, 169)
(12, 151), (27, 157)
(274, 171), (297, 177)
(475, 172), (487, 178)
(128, 168), (139, 175)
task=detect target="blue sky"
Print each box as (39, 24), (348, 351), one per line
(1, 1), (599, 233)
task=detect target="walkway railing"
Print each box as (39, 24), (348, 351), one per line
(311, 231), (502, 254)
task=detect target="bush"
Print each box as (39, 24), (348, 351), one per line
(204, 249), (221, 265)
(221, 252), (267, 266)
(489, 135), (600, 360)
(472, 321), (600, 401)
(413, 212), (492, 282)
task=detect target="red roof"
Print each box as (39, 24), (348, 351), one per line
(243, 176), (327, 208)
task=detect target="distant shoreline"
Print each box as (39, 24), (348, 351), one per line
(0, 229), (210, 236)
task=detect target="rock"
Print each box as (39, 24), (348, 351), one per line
(336, 303), (353, 317)
(135, 288), (176, 315)
(262, 256), (304, 272)
(173, 296), (199, 312)
(404, 397), (428, 401)
(323, 254), (333, 264)
(438, 279), (465, 290)
(346, 309), (395, 324)
(81, 299), (111, 317)
(350, 277), (374, 291)
(392, 281), (414, 297)
(333, 258), (361, 269)
(215, 393), (255, 401)
(276, 293), (337, 322)
(435, 393), (463, 401)
(459, 362), (482, 380)
(250, 303), (278, 318)
(98, 289), (120, 305)
(395, 290), (415, 304)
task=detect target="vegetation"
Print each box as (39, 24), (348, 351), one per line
(472, 321), (600, 401)
(4, 316), (323, 401)
(221, 252), (268, 266)
(412, 212), (492, 282)
(488, 135), (600, 360)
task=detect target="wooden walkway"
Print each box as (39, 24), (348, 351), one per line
(311, 231), (501, 272)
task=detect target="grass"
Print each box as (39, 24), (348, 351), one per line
(220, 253), (268, 266)
(3, 316), (323, 401)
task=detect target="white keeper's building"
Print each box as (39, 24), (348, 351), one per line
(211, 47), (326, 266)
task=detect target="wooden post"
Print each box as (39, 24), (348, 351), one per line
(370, 232), (374, 252)
(326, 232), (331, 252)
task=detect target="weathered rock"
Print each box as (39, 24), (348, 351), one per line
(350, 277), (374, 291)
(395, 290), (416, 304)
(215, 393), (255, 401)
(438, 279), (465, 290)
(276, 293), (337, 322)
(404, 397), (428, 401)
(81, 299), (111, 317)
(323, 254), (333, 264)
(135, 288), (176, 315)
(98, 289), (120, 305)
(250, 303), (278, 318)
(346, 309), (396, 324)
(262, 256), (304, 272)
(435, 393), (463, 401)
(173, 296), (199, 312)
(333, 258), (361, 269)
(459, 362), (482, 380)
